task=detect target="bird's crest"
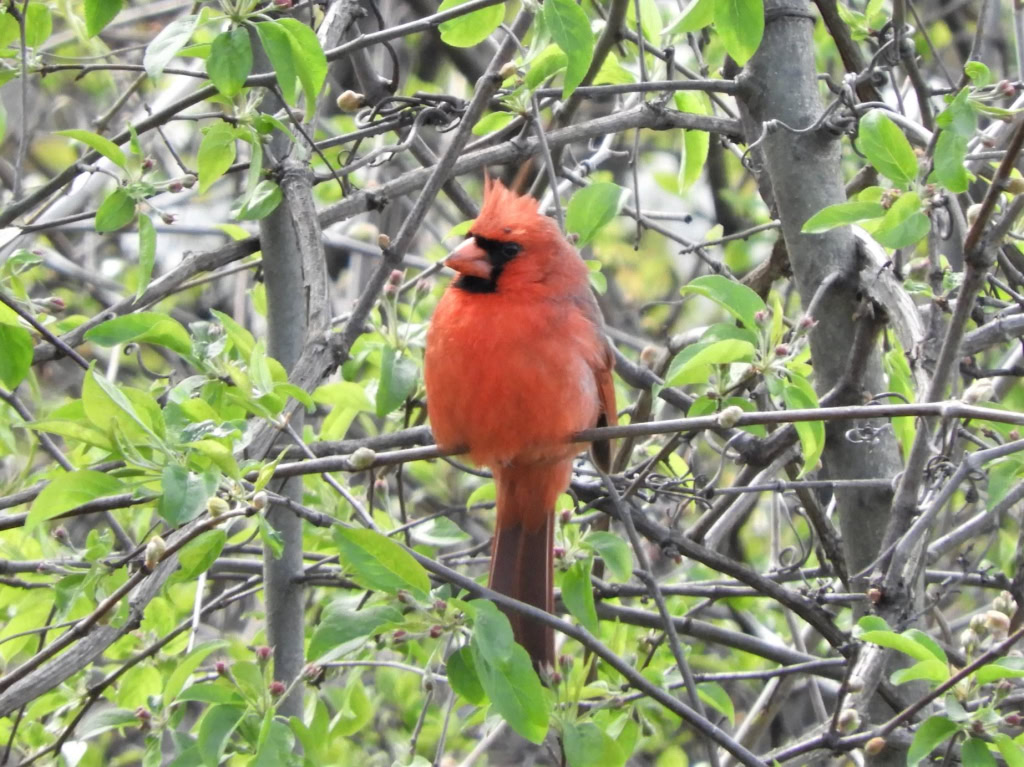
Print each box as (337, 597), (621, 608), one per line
(473, 175), (553, 243)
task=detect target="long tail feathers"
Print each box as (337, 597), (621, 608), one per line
(489, 514), (554, 669)
(489, 463), (568, 671)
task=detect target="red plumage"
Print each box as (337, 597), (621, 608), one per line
(424, 178), (617, 668)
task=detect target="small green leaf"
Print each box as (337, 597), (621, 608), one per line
(276, 18), (327, 117)
(178, 529), (226, 580)
(890, 659), (949, 686)
(782, 377), (823, 476)
(974, 657), (1024, 685)
(207, 27), (252, 98)
(158, 465), (218, 525)
(143, 14), (198, 78)
(565, 183), (629, 246)
(446, 646), (486, 704)
(698, 682), (735, 726)
(470, 599), (515, 665)
(802, 201), (885, 233)
(472, 111), (515, 136)
(561, 558), (599, 635)
(858, 110), (919, 185)
(376, 345), (418, 417)
(84, 0), (122, 37)
(197, 705), (245, 767)
(233, 180), (282, 220)
(665, 338), (755, 387)
(136, 213), (156, 299)
(873, 191), (930, 249)
(908, 716), (958, 767)
(714, 0), (764, 66)
(564, 721), (625, 767)
(962, 737), (997, 767)
(26, 470), (125, 531)
(197, 121), (238, 194)
(680, 274), (766, 332)
(675, 91), (711, 192)
(544, 0), (595, 98)
(307, 603), (402, 661)
(84, 312), (192, 355)
(24, 3), (52, 47)
(965, 61), (993, 86)
(56, 129), (127, 170)
(438, 0), (505, 47)
(95, 188), (136, 233)
(525, 44), (568, 90)
(334, 527), (431, 598)
(995, 734), (1024, 767)
(583, 531), (632, 582)
(162, 641), (228, 705)
(0, 323), (32, 389)
(860, 628), (944, 663)
(929, 129), (970, 193)
(255, 21), (297, 105)
(935, 88), (977, 138)
(664, 0), (714, 35)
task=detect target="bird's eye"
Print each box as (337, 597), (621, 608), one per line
(502, 243), (521, 258)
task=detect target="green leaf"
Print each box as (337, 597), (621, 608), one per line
(680, 274), (766, 331)
(24, 3), (52, 47)
(564, 721), (625, 767)
(675, 91), (711, 192)
(470, 602), (549, 743)
(158, 465), (218, 525)
(57, 129), (127, 170)
(908, 716), (958, 767)
(233, 180), (282, 221)
(197, 122), (238, 194)
(995, 734), (1024, 767)
(470, 599), (516, 665)
(207, 27), (252, 98)
(525, 44), (568, 90)
(565, 182), (629, 246)
(258, 515), (283, 558)
(544, 0), (595, 98)
(890, 659), (950, 686)
(85, 312), (192, 356)
(472, 111), (515, 136)
(438, 0), (504, 47)
(197, 705), (245, 767)
(665, 338), (755, 387)
(782, 377), (823, 476)
(935, 88), (977, 138)
(276, 18), (327, 117)
(162, 641), (229, 705)
(255, 21), (297, 105)
(136, 213), (156, 300)
(714, 0), (764, 66)
(698, 682), (735, 726)
(904, 628), (947, 662)
(561, 558), (599, 635)
(929, 129), (970, 193)
(0, 323), (32, 389)
(447, 646), (486, 704)
(973, 657), (1024, 685)
(583, 531), (632, 582)
(95, 188), (136, 233)
(334, 527), (431, 598)
(873, 191), (930, 249)
(177, 529), (226, 580)
(84, 0), (122, 37)
(962, 737), (997, 767)
(664, 0), (714, 35)
(627, 0), (661, 45)
(307, 603), (402, 661)
(802, 201), (885, 233)
(26, 470), (124, 531)
(376, 345), (418, 417)
(143, 14), (198, 78)
(965, 61), (993, 86)
(859, 628), (945, 663)
(858, 110), (919, 185)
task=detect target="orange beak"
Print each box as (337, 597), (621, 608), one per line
(444, 237), (492, 279)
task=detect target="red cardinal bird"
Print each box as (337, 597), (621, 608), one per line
(424, 178), (617, 668)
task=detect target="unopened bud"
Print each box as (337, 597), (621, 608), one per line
(567, 232), (579, 244)
(962, 378), (995, 404)
(499, 60), (518, 80)
(1000, 79), (1017, 97)
(864, 737), (886, 756)
(182, 174), (197, 189)
(970, 613), (988, 633)
(52, 525), (68, 542)
(754, 309), (768, 324)
(393, 629), (407, 643)
(251, 491), (268, 510)
(867, 587), (882, 604)
(1007, 177), (1024, 195)
(388, 269), (404, 285)
(553, 546), (565, 559)
(639, 345), (659, 368)
(168, 180), (184, 193)
(144, 535), (166, 570)
(350, 446), (376, 470)
(847, 676), (864, 693)
(1006, 713), (1022, 726)
(273, 0), (292, 8)
(429, 625), (443, 638)
(799, 315), (816, 329)
(960, 627), (979, 652)
(434, 599), (447, 613)
(716, 405), (744, 429)
(161, 212), (176, 225)
(967, 203), (984, 226)
(207, 496), (230, 518)
(255, 645), (272, 662)
(142, 158), (155, 171)
(560, 509), (572, 524)
(986, 609), (1011, 637)
(269, 680), (286, 695)
(377, 233), (391, 249)
(837, 708), (860, 733)
(215, 660), (228, 675)
(336, 89), (365, 112)
(549, 670), (562, 684)
(41, 296), (65, 313)
(397, 589), (413, 605)
(774, 343), (790, 357)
